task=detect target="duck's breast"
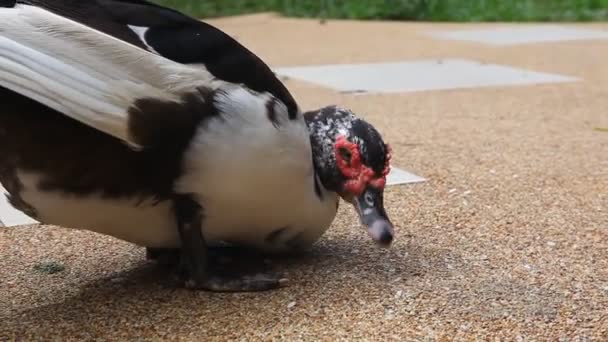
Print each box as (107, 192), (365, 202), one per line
(175, 86), (338, 251)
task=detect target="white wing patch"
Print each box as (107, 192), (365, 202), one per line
(214, 87), (273, 122)
(0, 35), (147, 143)
(127, 25), (160, 54)
(0, 4), (220, 147)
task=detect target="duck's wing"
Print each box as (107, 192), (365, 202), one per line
(0, 2), (297, 150)
(0, 2), (221, 149)
(19, 0), (299, 119)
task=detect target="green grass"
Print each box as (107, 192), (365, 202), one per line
(152, 0), (608, 21)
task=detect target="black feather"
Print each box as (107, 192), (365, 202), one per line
(18, 0), (299, 120)
(0, 0), (16, 7)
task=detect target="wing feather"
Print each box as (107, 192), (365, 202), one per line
(0, 3), (220, 147)
(19, 0), (299, 119)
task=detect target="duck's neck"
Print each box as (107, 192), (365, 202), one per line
(308, 131), (341, 194)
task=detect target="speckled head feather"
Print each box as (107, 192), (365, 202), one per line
(303, 105), (391, 195)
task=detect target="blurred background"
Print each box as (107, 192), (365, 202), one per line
(152, 0), (608, 21)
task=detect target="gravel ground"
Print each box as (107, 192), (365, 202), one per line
(1, 15), (607, 340)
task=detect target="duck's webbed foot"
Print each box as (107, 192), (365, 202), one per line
(168, 196), (287, 292)
(147, 246), (288, 292)
(186, 271), (288, 292)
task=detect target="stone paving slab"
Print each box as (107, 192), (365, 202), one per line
(0, 184), (37, 227)
(274, 58), (578, 94)
(429, 25), (608, 45)
(0, 167), (426, 227)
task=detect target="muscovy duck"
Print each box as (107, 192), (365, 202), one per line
(0, 0), (394, 291)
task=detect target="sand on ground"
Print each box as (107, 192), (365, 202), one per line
(1, 14), (607, 340)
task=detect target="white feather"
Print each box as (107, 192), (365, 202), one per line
(16, 171), (180, 248)
(127, 25), (160, 54)
(175, 86), (339, 251)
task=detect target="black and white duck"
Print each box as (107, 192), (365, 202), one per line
(0, 0), (395, 291)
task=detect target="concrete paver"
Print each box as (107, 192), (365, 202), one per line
(386, 167), (426, 186)
(0, 185), (37, 227)
(1, 15), (607, 340)
(0, 171), (425, 227)
(430, 25), (608, 45)
(274, 58), (578, 94)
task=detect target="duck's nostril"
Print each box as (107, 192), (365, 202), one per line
(378, 228), (393, 246)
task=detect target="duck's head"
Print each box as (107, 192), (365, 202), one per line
(304, 105), (394, 247)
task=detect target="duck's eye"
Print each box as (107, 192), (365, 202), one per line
(339, 147), (352, 165)
(364, 191), (374, 205)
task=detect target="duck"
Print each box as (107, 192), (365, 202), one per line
(0, 0), (395, 292)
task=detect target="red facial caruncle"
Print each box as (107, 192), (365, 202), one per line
(334, 135), (391, 196)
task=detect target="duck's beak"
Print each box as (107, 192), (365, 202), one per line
(345, 187), (394, 247)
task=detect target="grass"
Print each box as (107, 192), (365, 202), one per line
(152, 0), (608, 21)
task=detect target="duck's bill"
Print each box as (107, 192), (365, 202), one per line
(351, 187), (394, 247)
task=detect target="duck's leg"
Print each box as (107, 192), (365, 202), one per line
(172, 195), (287, 292)
(146, 247), (180, 266)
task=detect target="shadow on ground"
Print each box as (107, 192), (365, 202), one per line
(1, 236), (457, 338)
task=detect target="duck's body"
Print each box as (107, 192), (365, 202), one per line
(0, 0), (338, 252)
(0, 0), (394, 291)
(0, 86), (337, 252)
